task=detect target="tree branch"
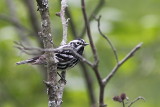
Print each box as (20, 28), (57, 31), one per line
(79, 0), (105, 38)
(95, 15), (119, 63)
(36, 0), (58, 107)
(59, 0), (69, 45)
(103, 42), (143, 85)
(128, 96), (145, 107)
(81, 1), (105, 106)
(81, 0), (102, 84)
(65, 5), (96, 107)
(81, 0), (99, 64)
(94, 15), (143, 106)
(58, 0), (69, 103)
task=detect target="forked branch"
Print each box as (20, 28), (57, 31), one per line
(103, 42), (143, 85)
(81, 0), (102, 86)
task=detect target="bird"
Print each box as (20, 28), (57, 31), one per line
(16, 39), (89, 71)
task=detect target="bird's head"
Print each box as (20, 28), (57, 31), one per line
(68, 39), (89, 49)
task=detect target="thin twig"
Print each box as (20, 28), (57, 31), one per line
(96, 15), (119, 63)
(81, 0), (101, 84)
(14, 41), (43, 53)
(60, 0), (69, 45)
(65, 2), (96, 106)
(58, 0), (69, 102)
(103, 42), (143, 85)
(81, 0), (99, 64)
(81, 0), (105, 106)
(128, 96), (145, 107)
(79, 0), (105, 38)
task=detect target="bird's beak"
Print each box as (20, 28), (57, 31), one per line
(84, 43), (89, 46)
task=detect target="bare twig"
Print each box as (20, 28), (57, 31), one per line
(15, 47), (40, 56)
(103, 42), (143, 85)
(65, 5), (97, 106)
(81, 0), (105, 106)
(58, 0), (69, 101)
(94, 15), (143, 107)
(60, 0), (70, 45)
(57, 4), (92, 97)
(128, 96), (145, 107)
(81, 0), (101, 83)
(65, 2), (96, 106)
(79, 0), (105, 38)
(74, 52), (93, 67)
(14, 41), (42, 51)
(81, 0), (99, 64)
(96, 15), (119, 63)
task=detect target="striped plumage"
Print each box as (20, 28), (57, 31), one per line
(16, 39), (89, 70)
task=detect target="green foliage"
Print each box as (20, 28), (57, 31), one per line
(0, 0), (160, 107)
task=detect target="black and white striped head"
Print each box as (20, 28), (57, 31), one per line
(68, 39), (89, 50)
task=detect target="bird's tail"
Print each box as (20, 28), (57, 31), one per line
(16, 56), (39, 65)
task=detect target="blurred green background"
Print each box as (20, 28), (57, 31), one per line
(0, 0), (160, 107)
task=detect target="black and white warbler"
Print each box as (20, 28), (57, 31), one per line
(16, 39), (89, 70)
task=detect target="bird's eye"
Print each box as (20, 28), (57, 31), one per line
(76, 42), (81, 45)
